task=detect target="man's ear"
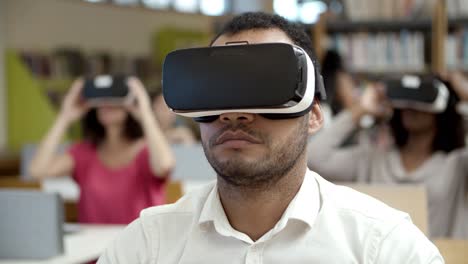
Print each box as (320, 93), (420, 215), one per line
(308, 102), (324, 134)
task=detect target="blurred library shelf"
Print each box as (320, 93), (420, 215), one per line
(447, 0), (468, 20)
(327, 30), (428, 74)
(446, 0), (468, 71)
(446, 17), (468, 71)
(338, 0), (435, 22)
(326, 20), (432, 33)
(445, 26), (468, 71)
(312, 0), (448, 76)
(449, 18), (468, 27)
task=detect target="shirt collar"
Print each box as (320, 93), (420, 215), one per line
(198, 169), (321, 240)
(287, 169), (321, 227)
(198, 182), (253, 243)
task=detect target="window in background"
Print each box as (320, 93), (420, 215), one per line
(142, 0), (171, 9)
(274, 0), (299, 21)
(299, 1), (327, 23)
(200, 0), (226, 16)
(274, 0), (327, 24)
(173, 0), (198, 13)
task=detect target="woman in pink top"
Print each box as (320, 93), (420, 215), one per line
(29, 77), (176, 224)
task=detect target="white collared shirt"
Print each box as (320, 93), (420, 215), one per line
(98, 170), (443, 264)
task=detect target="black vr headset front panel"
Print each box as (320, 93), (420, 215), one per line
(386, 77), (439, 104)
(83, 75), (129, 100)
(163, 43), (302, 111)
(384, 75), (450, 113)
(162, 43), (325, 122)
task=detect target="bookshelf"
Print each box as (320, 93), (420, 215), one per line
(449, 18), (468, 27)
(313, 0), (448, 76)
(446, 17), (468, 72)
(326, 20), (432, 33)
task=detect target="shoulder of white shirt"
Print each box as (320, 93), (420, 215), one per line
(140, 180), (216, 218)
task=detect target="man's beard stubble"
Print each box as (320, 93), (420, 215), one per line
(201, 117), (309, 190)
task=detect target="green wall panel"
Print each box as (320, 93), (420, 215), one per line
(6, 50), (56, 151)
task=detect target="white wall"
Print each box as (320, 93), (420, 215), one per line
(4, 0), (215, 56)
(0, 0), (7, 150)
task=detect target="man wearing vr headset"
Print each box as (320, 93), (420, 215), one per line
(98, 12), (442, 263)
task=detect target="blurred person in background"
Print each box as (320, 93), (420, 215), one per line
(29, 77), (175, 224)
(152, 92), (197, 145)
(321, 49), (357, 116)
(319, 49), (384, 147)
(308, 74), (468, 239)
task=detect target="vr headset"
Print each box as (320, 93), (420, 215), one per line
(385, 75), (449, 113)
(162, 43), (326, 122)
(82, 75), (132, 105)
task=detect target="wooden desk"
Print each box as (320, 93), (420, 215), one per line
(433, 239), (468, 264)
(0, 224), (125, 264)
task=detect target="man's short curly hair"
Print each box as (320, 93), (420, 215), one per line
(211, 12), (315, 60)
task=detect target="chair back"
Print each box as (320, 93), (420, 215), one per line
(343, 183), (428, 235)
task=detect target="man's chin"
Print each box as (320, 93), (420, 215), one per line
(214, 162), (275, 188)
(218, 157), (253, 167)
(213, 146), (264, 159)
(213, 155), (260, 168)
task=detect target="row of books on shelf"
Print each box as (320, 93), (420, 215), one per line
(447, 0), (468, 19)
(330, 31), (426, 73)
(20, 48), (155, 81)
(446, 28), (468, 71)
(342, 0), (435, 21)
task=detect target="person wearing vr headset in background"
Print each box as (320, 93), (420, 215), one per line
(29, 76), (175, 224)
(308, 73), (468, 240)
(319, 49), (376, 148)
(98, 12), (442, 263)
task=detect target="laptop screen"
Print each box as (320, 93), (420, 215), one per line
(0, 190), (64, 259)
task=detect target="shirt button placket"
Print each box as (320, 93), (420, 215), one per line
(245, 244), (262, 264)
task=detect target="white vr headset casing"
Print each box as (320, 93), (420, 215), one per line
(162, 42), (326, 122)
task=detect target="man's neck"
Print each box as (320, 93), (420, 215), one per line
(217, 158), (307, 241)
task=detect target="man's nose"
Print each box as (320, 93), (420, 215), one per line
(219, 112), (255, 124)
